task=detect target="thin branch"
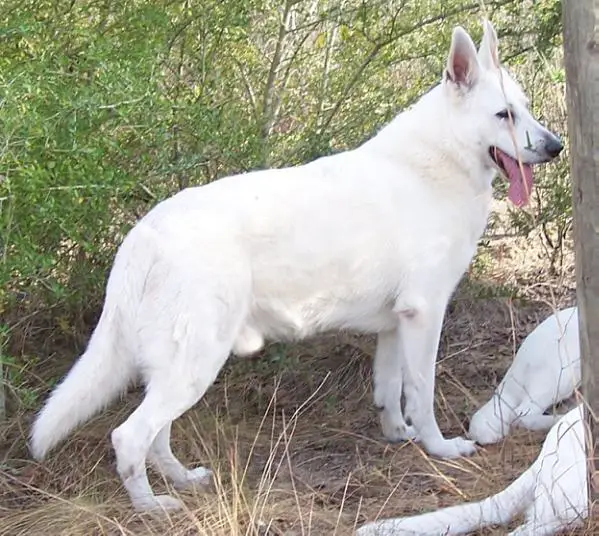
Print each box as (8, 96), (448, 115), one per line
(261, 0), (294, 139)
(319, 41), (383, 133)
(279, 28), (313, 96)
(316, 3), (344, 123)
(233, 57), (259, 121)
(97, 94), (148, 110)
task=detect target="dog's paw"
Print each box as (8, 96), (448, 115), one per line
(469, 413), (509, 445)
(380, 410), (419, 442)
(469, 422), (507, 445)
(134, 494), (185, 513)
(174, 466), (213, 490)
(383, 424), (419, 443)
(425, 436), (477, 459)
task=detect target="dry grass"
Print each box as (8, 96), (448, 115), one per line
(0, 207), (596, 536)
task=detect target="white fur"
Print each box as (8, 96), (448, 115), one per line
(469, 307), (580, 445)
(356, 405), (587, 536)
(29, 21), (562, 512)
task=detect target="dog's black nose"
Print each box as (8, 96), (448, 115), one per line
(545, 135), (563, 158)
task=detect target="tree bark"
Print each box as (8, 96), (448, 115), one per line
(562, 0), (599, 502)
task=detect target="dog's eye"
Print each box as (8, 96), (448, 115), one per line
(496, 109), (514, 120)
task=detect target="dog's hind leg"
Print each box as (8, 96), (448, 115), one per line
(111, 377), (211, 512)
(148, 422), (212, 489)
(397, 294), (476, 459)
(111, 291), (243, 512)
(373, 329), (417, 442)
(111, 340), (229, 513)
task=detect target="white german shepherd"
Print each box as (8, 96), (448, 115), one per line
(30, 20), (563, 512)
(469, 306), (580, 445)
(357, 405), (587, 536)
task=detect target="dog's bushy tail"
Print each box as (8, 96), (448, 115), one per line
(357, 469), (535, 535)
(29, 306), (133, 460)
(30, 226), (157, 460)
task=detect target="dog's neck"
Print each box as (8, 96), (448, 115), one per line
(362, 84), (496, 199)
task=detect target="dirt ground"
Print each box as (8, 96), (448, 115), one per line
(0, 230), (594, 535)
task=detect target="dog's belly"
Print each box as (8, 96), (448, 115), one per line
(240, 293), (398, 350)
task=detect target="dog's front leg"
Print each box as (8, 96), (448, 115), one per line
(373, 329), (418, 442)
(397, 296), (476, 459)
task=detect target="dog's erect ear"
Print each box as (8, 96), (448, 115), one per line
(478, 19), (499, 70)
(445, 26), (480, 90)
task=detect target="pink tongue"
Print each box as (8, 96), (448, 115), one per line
(497, 151), (533, 207)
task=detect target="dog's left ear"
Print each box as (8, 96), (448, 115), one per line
(445, 26), (480, 90)
(478, 19), (499, 70)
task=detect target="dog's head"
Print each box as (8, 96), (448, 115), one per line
(443, 20), (563, 207)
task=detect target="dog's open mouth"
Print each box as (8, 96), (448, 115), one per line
(489, 147), (533, 207)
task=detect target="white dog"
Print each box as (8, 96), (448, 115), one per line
(356, 404), (588, 536)
(29, 20), (563, 512)
(469, 307), (580, 445)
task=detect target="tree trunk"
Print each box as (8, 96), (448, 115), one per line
(562, 0), (599, 502)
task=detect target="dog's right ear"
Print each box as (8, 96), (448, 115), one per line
(478, 19), (499, 70)
(444, 26), (480, 91)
